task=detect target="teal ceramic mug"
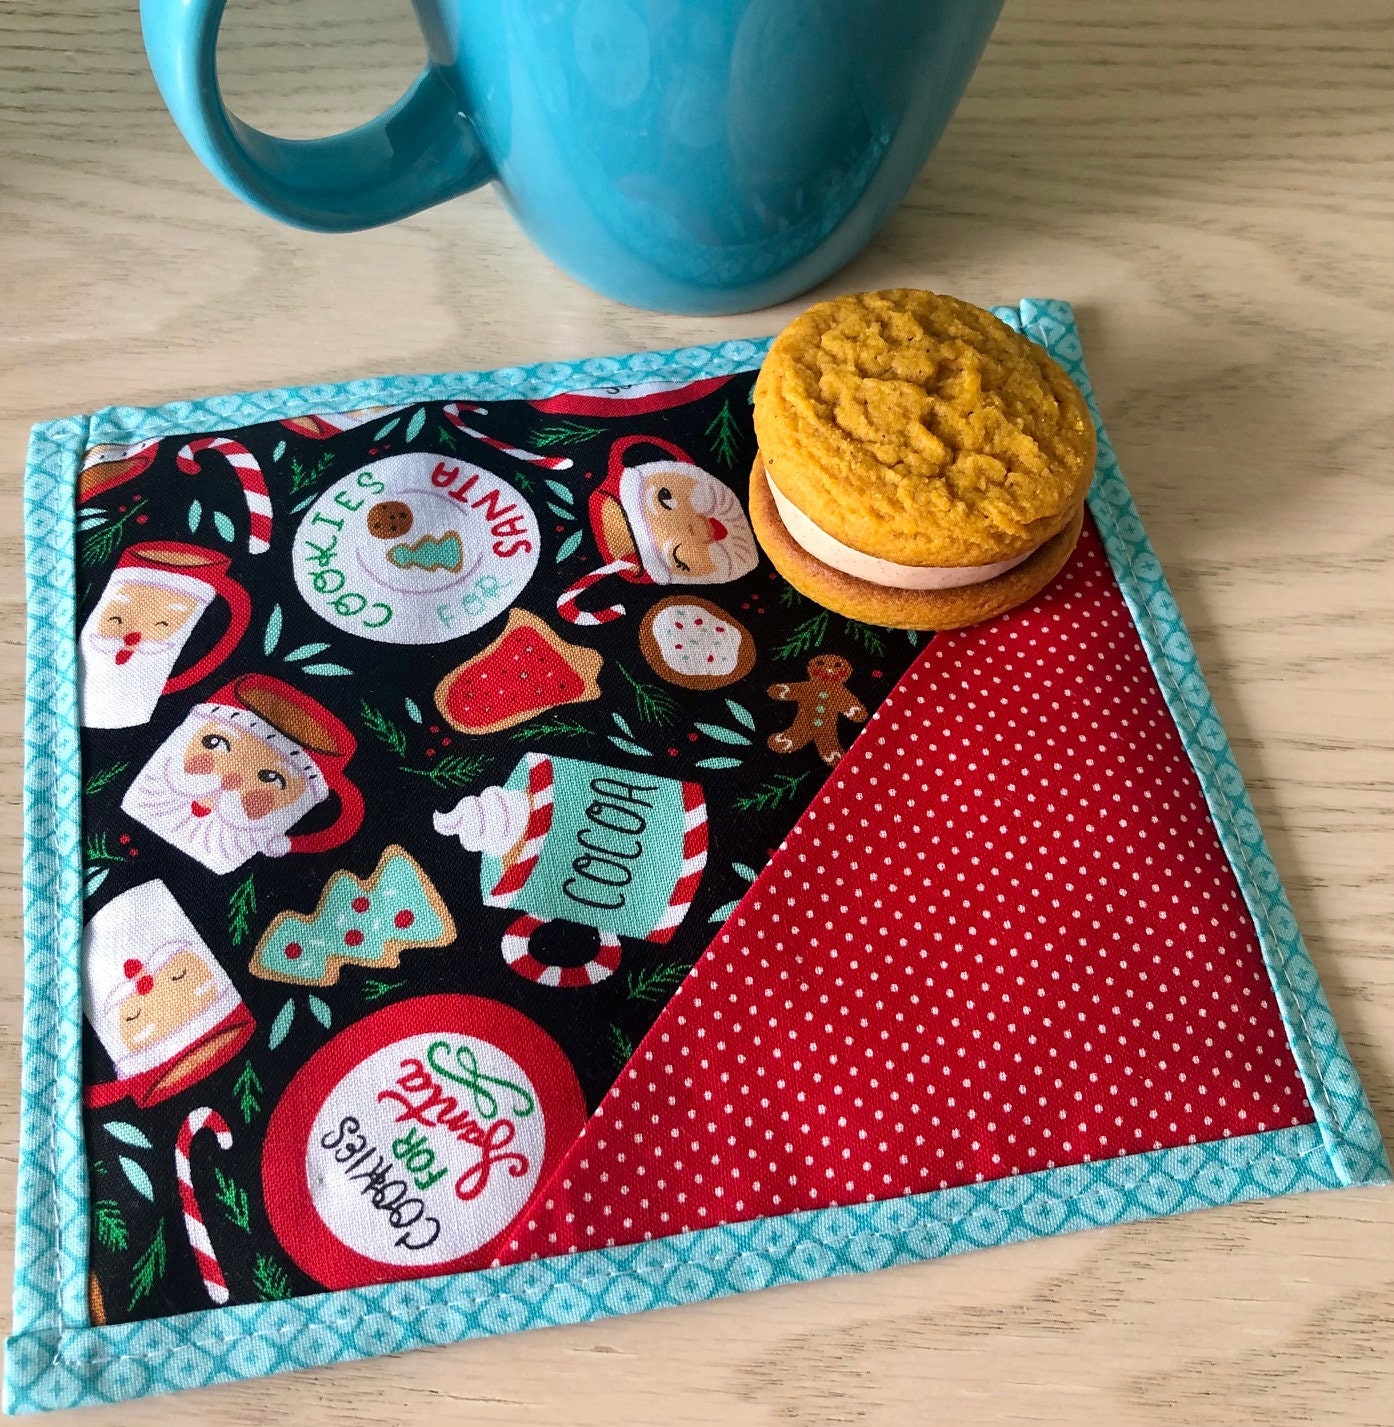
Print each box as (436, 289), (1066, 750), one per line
(141, 0), (1003, 314)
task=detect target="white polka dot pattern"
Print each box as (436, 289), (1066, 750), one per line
(500, 517), (1315, 1262)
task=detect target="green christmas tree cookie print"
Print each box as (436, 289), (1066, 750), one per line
(250, 846), (456, 986)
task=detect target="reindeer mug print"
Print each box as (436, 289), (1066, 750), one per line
(139, 0), (1004, 313)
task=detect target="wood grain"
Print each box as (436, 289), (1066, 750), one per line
(1, 1), (1391, 1421)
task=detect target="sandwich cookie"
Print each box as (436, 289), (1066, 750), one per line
(751, 289), (1096, 629)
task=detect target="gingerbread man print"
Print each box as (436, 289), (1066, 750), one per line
(767, 655), (868, 766)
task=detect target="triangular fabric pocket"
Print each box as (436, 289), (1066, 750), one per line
(501, 517), (1315, 1260)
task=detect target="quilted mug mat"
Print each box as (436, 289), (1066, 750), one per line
(7, 301), (1387, 1412)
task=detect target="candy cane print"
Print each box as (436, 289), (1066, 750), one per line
(501, 914), (622, 987)
(176, 437), (273, 553)
(441, 402), (574, 470)
(556, 557), (642, 626)
(646, 781), (709, 944)
(484, 754), (555, 907)
(175, 1107), (234, 1305)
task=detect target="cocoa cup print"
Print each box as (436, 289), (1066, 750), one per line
(79, 542), (252, 730)
(434, 753), (708, 987)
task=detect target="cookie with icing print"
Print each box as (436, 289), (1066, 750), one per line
(292, 451), (540, 644)
(434, 610), (603, 735)
(639, 596), (756, 689)
(250, 846), (456, 986)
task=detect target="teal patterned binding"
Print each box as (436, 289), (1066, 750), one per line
(7, 312), (1387, 1413)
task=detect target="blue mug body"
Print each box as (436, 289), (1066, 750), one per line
(141, 0), (1003, 314)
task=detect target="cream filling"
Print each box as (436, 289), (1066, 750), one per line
(767, 476), (1038, 591)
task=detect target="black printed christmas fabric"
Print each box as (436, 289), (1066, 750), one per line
(74, 371), (925, 1323)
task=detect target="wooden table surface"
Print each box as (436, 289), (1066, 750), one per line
(2, 1), (1391, 1422)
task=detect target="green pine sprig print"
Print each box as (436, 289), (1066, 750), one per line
(363, 977), (404, 1003)
(213, 1167), (251, 1232)
(606, 1022), (635, 1072)
(704, 399), (742, 468)
(253, 1253), (292, 1301)
(233, 1060), (263, 1124)
(508, 715), (591, 741)
(79, 500), (148, 568)
(93, 1198), (128, 1253)
(531, 420), (604, 450)
(287, 451), (334, 495)
(733, 770), (810, 813)
(775, 611), (829, 661)
(616, 661), (678, 726)
(401, 752), (487, 789)
(84, 833), (130, 899)
(842, 618), (886, 656)
(360, 699), (408, 756)
(84, 833), (127, 867)
(83, 761), (130, 796)
(127, 1219), (166, 1311)
(625, 962), (691, 1004)
(776, 582), (804, 609)
(228, 873), (257, 948)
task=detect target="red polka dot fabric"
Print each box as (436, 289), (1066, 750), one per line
(500, 516), (1314, 1261)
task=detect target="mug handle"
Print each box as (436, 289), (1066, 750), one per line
(140, 0), (494, 231)
(161, 572), (251, 695)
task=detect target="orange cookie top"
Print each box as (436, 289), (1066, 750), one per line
(753, 290), (1096, 567)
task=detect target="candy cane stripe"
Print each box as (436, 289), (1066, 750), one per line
(557, 558), (639, 626)
(500, 917), (621, 987)
(649, 785), (708, 942)
(486, 756), (554, 905)
(175, 1107), (234, 1306)
(176, 437), (273, 554)
(442, 403), (573, 470)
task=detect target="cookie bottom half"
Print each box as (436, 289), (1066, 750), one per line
(749, 455), (1085, 631)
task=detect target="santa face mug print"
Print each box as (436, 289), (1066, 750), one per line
(139, 0), (1004, 313)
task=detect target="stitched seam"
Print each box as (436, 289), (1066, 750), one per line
(1104, 517), (1345, 1153)
(88, 340), (773, 445)
(23, 417), (89, 1337)
(38, 1126), (1334, 1368)
(1062, 397), (1348, 1164)
(1015, 301), (1348, 1158)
